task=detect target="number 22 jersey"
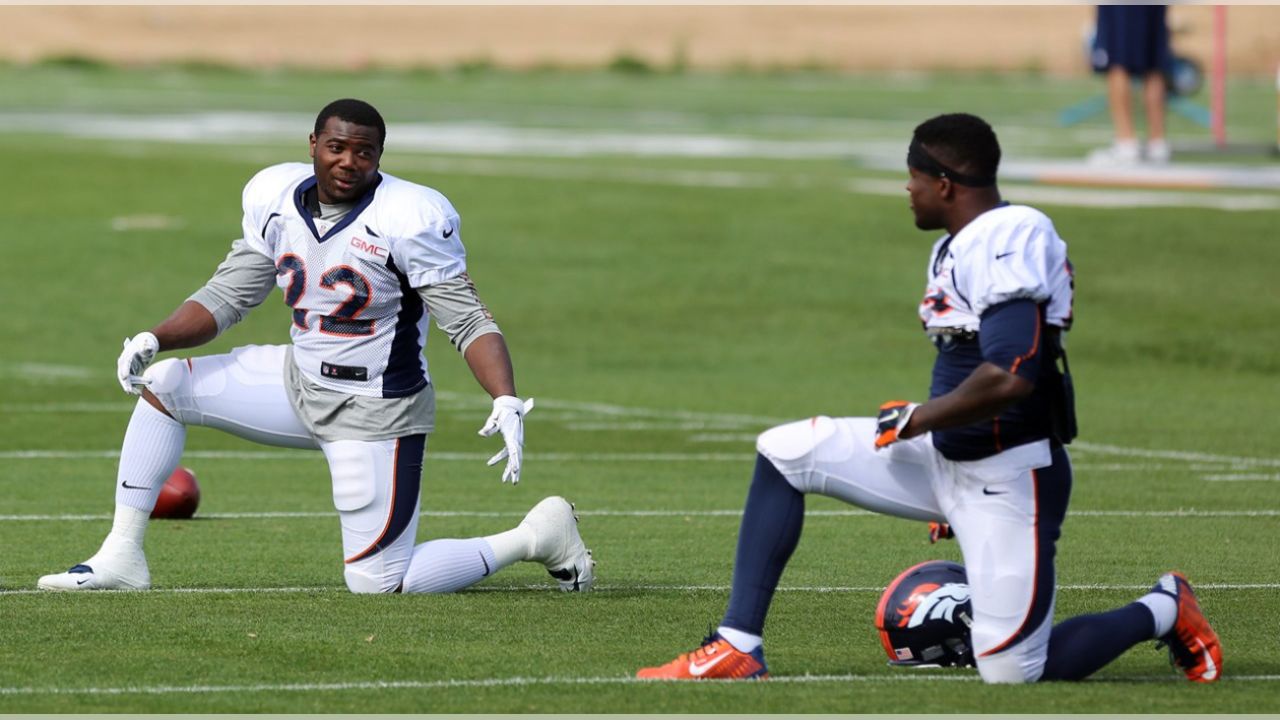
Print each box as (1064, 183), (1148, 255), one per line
(241, 162), (466, 398)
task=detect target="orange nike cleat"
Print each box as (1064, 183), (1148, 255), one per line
(1155, 572), (1223, 683)
(927, 521), (954, 543)
(636, 633), (769, 680)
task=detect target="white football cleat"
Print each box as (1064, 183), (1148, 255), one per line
(37, 537), (151, 591)
(520, 496), (595, 592)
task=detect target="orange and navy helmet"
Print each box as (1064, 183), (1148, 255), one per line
(874, 560), (975, 667)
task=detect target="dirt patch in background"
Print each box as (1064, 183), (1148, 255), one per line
(1, 6), (1277, 76)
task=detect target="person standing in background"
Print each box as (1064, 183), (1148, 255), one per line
(1090, 5), (1172, 164)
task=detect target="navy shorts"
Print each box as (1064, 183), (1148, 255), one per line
(1092, 5), (1170, 75)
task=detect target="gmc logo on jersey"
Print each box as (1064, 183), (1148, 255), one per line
(350, 237), (387, 259)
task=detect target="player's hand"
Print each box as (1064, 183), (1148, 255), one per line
(874, 400), (919, 450)
(928, 522), (954, 544)
(478, 395), (534, 484)
(116, 332), (160, 395)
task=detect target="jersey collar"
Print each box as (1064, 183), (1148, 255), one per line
(293, 174), (382, 243)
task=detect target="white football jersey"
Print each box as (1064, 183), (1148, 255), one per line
(241, 163), (466, 398)
(918, 204), (1073, 332)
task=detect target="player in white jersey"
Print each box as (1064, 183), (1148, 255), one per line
(39, 99), (594, 595)
(638, 113), (1221, 683)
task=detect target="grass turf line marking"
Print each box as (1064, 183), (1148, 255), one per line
(848, 178), (1280, 212)
(6, 448), (1280, 471)
(1070, 442), (1280, 468)
(0, 586), (333, 596)
(4, 582), (1277, 597)
(2, 509), (1277, 522)
(6, 112), (1278, 207)
(1202, 473), (1280, 482)
(0, 449), (754, 462)
(0, 363), (96, 381)
(6, 393), (1279, 468)
(1, 672), (1277, 696)
(457, 393), (1280, 469)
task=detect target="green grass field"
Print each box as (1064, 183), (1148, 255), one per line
(1, 65), (1278, 713)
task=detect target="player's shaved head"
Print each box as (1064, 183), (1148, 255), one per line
(315, 98), (386, 148)
(909, 113), (1001, 187)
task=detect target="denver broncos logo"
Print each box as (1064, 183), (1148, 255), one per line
(896, 582), (971, 628)
(922, 288), (952, 316)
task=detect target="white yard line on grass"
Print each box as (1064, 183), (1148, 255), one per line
(0, 401), (133, 413)
(0, 674), (963, 697)
(0, 586), (334, 596)
(1071, 442), (1280, 469)
(848, 178), (1280, 212)
(609, 582), (1280, 593)
(0, 671), (1277, 697)
(111, 214), (185, 232)
(0, 363), (97, 381)
(6, 445), (1280, 471)
(563, 417), (752, 427)
(1, 508), (1276, 522)
(6, 110), (1279, 195)
(0, 449), (753, 462)
(4, 582), (1276, 598)
(5, 393), (1278, 472)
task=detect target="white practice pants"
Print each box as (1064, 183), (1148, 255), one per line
(757, 415), (1070, 683)
(144, 344), (423, 593)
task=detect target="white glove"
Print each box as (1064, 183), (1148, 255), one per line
(477, 395), (534, 484)
(116, 332), (160, 395)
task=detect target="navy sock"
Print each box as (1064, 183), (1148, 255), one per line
(1040, 603), (1156, 681)
(720, 454), (805, 636)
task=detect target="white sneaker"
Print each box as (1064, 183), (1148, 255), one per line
(37, 537), (151, 591)
(519, 496), (595, 592)
(1088, 139), (1141, 166)
(1145, 139), (1172, 164)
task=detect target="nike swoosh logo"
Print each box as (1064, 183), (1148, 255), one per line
(442, 227), (455, 238)
(688, 650), (731, 677)
(1197, 639), (1218, 680)
(479, 552), (491, 577)
(76, 578), (90, 586)
(120, 481), (150, 490)
(982, 486), (1008, 496)
(995, 251), (1016, 259)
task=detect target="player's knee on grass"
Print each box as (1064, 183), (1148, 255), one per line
(326, 441), (416, 594)
(976, 649), (1043, 684)
(343, 563), (403, 594)
(974, 623), (1050, 684)
(756, 417), (839, 493)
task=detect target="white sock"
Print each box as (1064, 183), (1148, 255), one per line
(484, 526), (534, 567)
(717, 625), (763, 653)
(401, 538), (499, 593)
(102, 505), (152, 550)
(115, 400), (186, 513)
(1137, 592), (1178, 638)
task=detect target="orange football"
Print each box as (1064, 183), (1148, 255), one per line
(151, 467), (201, 519)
